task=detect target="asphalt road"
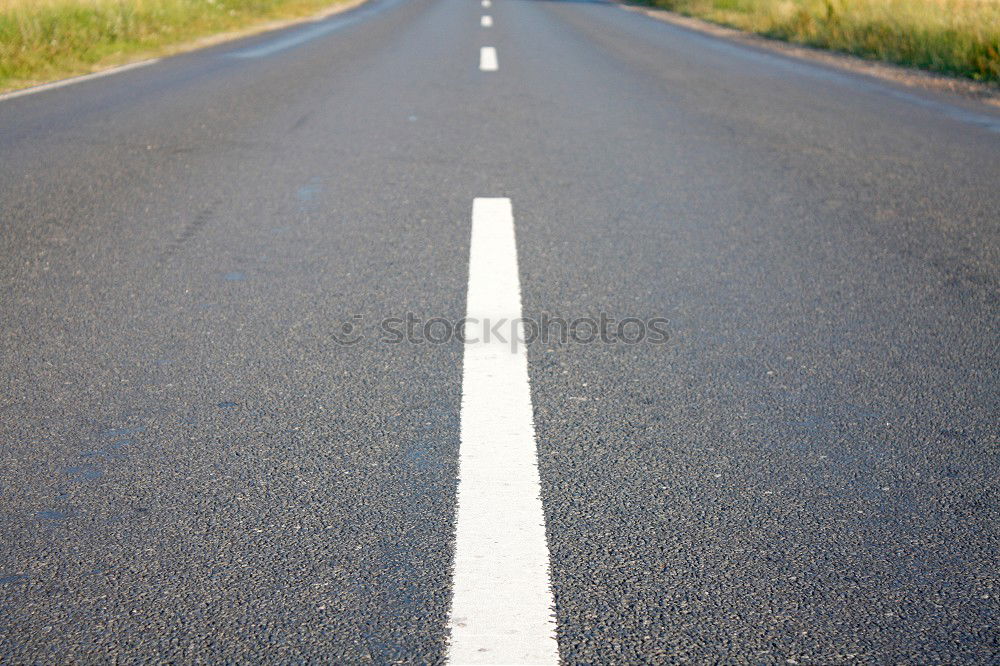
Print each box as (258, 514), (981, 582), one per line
(1, 0), (998, 661)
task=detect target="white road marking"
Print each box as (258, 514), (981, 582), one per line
(230, 13), (364, 58)
(448, 198), (559, 665)
(482, 0), (492, 6)
(0, 59), (160, 103)
(481, 15), (493, 27)
(480, 47), (498, 72)
(230, 0), (404, 58)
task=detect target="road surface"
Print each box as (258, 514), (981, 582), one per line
(1, 0), (998, 661)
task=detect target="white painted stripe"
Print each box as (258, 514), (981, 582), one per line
(448, 198), (559, 665)
(0, 59), (159, 103)
(481, 15), (493, 27)
(480, 47), (498, 72)
(230, 13), (363, 58)
(482, 0), (491, 6)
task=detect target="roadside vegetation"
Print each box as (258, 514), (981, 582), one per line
(644, 0), (1000, 82)
(0, 0), (351, 92)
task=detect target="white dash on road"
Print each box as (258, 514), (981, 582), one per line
(447, 198), (560, 665)
(482, 0), (491, 7)
(480, 47), (498, 72)
(0, 59), (160, 103)
(481, 15), (493, 27)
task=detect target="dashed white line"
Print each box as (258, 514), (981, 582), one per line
(0, 59), (160, 103)
(480, 47), (498, 72)
(481, 15), (493, 27)
(482, 0), (492, 7)
(447, 198), (559, 665)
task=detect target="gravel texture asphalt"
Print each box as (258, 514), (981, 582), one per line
(1, 0), (998, 661)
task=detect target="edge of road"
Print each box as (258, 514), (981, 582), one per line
(619, 1), (1000, 109)
(5, 0), (998, 113)
(0, 0), (371, 102)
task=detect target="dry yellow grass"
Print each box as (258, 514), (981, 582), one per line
(647, 0), (1000, 81)
(2, 0), (998, 91)
(0, 0), (350, 91)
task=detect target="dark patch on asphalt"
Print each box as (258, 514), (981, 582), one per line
(161, 204), (216, 263)
(291, 112), (312, 132)
(64, 465), (103, 482)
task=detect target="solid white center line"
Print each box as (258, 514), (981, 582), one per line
(480, 46), (498, 72)
(447, 198), (559, 665)
(481, 14), (493, 27)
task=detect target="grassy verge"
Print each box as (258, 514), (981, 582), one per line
(641, 0), (1000, 83)
(0, 0), (354, 92)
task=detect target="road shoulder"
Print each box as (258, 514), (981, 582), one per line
(619, 2), (1000, 108)
(0, 0), (369, 98)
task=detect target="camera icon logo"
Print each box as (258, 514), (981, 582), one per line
(332, 314), (364, 346)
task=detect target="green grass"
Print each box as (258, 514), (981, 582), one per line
(3, 0), (997, 92)
(0, 0), (352, 92)
(643, 0), (1000, 82)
